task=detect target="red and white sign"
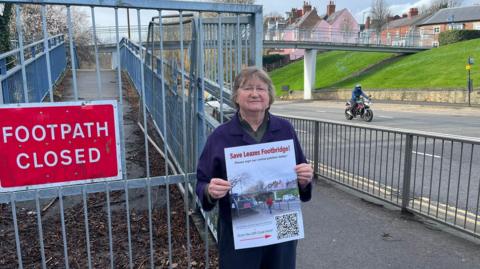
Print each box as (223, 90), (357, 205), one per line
(0, 100), (122, 192)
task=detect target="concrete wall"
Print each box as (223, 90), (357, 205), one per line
(278, 88), (480, 105)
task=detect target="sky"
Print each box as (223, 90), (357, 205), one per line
(23, 0), (477, 30)
(257, 0), (479, 23)
(87, 0), (480, 27)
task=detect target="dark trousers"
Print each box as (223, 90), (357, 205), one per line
(349, 99), (358, 113)
(219, 240), (298, 269)
(218, 218), (298, 269)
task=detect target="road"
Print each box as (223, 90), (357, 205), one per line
(270, 100), (480, 230)
(271, 100), (480, 138)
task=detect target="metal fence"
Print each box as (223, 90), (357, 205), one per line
(279, 115), (480, 238)
(0, 34), (66, 104)
(0, 0), (263, 268)
(264, 28), (436, 48)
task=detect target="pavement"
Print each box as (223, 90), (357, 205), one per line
(297, 178), (480, 269)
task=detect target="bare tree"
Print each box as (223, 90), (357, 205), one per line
(229, 172), (250, 191)
(370, 0), (390, 35)
(9, 5), (93, 64)
(265, 11), (283, 18)
(10, 5), (90, 43)
(421, 0), (463, 13)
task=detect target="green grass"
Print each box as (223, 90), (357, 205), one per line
(269, 51), (394, 96)
(335, 38), (480, 89)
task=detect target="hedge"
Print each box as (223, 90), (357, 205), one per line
(439, 30), (480, 46)
(263, 54), (288, 65)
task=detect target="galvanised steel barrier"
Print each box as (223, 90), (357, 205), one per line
(0, 34), (66, 104)
(121, 10), (259, 242)
(0, 0), (263, 268)
(277, 114), (480, 239)
(264, 28), (436, 48)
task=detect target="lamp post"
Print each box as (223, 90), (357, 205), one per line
(467, 56), (474, 106)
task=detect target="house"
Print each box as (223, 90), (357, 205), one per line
(275, 1), (359, 60)
(378, 8), (433, 47)
(282, 1), (321, 59)
(264, 16), (287, 41)
(418, 5), (480, 47)
(322, 4), (359, 43)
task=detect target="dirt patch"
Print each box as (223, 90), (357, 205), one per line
(0, 72), (219, 268)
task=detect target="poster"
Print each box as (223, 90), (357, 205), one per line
(225, 139), (305, 249)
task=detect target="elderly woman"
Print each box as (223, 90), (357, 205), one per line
(196, 66), (313, 269)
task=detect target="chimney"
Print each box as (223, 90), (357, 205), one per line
(303, 1), (312, 15)
(327, 0), (336, 17)
(408, 8), (418, 18)
(365, 16), (371, 29)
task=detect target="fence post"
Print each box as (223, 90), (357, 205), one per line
(0, 58), (6, 75)
(401, 133), (414, 212)
(313, 121), (320, 178)
(156, 58), (162, 76)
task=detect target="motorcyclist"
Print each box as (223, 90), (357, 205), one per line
(348, 84), (369, 116)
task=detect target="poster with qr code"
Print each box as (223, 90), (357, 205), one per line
(225, 139), (305, 249)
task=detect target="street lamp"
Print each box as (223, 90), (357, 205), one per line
(466, 56), (474, 106)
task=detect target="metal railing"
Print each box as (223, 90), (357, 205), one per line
(0, 1), (263, 269)
(279, 114), (480, 238)
(264, 28), (435, 48)
(0, 34), (66, 103)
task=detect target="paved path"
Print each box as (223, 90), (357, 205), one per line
(297, 179), (480, 269)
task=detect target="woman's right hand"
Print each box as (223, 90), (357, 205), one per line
(208, 178), (231, 199)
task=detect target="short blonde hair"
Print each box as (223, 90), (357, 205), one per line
(231, 66), (275, 109)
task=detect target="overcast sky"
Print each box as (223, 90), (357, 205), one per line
(257, 0), (479, 23)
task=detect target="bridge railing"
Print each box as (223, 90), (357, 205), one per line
(264, 28), (435, 48)
(0, 34), (66, 104)
(277, 114), (480, 239)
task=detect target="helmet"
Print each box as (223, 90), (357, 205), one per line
(355, 84), (362, 89)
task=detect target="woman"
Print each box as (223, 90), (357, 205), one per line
(196, 66), (313, 269)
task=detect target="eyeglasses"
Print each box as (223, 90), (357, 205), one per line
(240, 85), (268, 93)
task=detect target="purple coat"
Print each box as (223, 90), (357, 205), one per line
(196, 112), (312, 268)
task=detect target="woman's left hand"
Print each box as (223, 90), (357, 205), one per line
(295, 163), (313, 189)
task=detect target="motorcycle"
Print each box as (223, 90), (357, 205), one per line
(345, 96), (374, 122)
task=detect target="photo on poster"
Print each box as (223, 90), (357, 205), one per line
(225, 139), (305, 249)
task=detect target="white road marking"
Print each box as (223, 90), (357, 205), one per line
(315, 110), (327, 113)
(412, 151), (442, 159)
(378, 115), (394, 119)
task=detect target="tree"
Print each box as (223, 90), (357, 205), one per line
(9, 5), (93, 65)
(10, 5), (91, 44)
(370, 0), (390, 35)
(0, 3), (13, 53)
(421, 0), (463, 13)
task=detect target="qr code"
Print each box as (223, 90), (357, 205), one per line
(275, 212), (299, 240)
